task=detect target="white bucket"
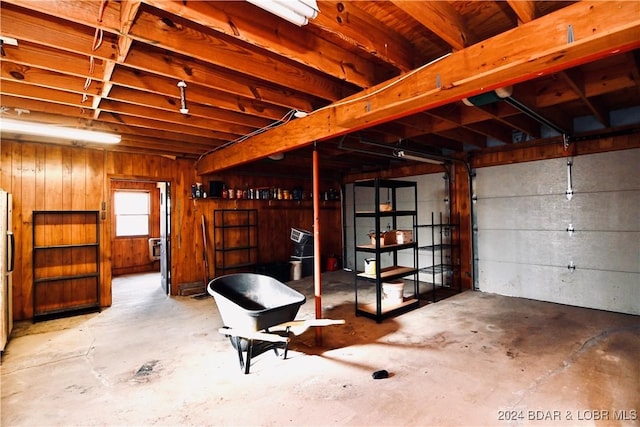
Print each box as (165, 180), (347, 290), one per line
(290, 260), (302, 281)
(382, 281), (404, 306)
(364, 258), (376, 275)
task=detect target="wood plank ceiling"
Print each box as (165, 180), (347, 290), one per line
(1, 1), (639, 180)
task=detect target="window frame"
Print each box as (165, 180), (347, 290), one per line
(114, 190), (151, 238)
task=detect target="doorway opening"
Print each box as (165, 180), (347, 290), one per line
(110, 179), (171, 298)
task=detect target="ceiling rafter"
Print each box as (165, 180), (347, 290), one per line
(423, 110), (489, 147)
(506, 0), (537, 24)
(315, 1), (419, 72)
(197, 1), (640, 174)
(108, 68), (289, 123)
(391, 0), (469, 50)
(93, 0), (142, 119)
(129, 9), (350, 102)
(141, 0), (383, 89)
(560, 69), (610, 127)
(120, 47), (317, 114)
(1, 1), (638, 175)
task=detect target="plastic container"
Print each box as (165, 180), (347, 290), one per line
(290, 260), (302, 281)
(364, 258), (376, 275)
(382, 281), (404, 306)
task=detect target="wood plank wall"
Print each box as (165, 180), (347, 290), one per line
(196, 173), (343, 279)
(1, 140), (344, 320)
(3, 132), (636, 320)
(2, 140), (198, 320)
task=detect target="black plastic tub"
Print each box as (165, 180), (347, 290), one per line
(207, 273), (306, 332)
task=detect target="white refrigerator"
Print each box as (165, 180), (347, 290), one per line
(0, 189), (14, 352)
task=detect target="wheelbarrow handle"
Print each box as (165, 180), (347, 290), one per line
(277, 318), (345, 335)
(217, 327), (290, 343)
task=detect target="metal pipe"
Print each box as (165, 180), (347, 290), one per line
(313, 143), (322, 345)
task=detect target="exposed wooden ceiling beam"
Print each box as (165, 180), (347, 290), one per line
(141, 0), (382, 89)
(506, 0), (536, 24)
(315, 1), (418, 72)
(0, 4), (118, 61)
(0, 41), (106, 79)
(1, 0), (352, 103)
(1, 61), (102, 97)
(0, 61), (261, 138)
(108, 68), (289, 122)
(464, 121), (514, 145)
(93, 0), (142, 119)
(560, 69), (610, 127)
(423, 110), (488, 147)
(97, 99), (255, 136)
(128, 9), (349, 102)
(0, 79), (95, 109)
(474, 103), (541, 138)
(196, 1), (640, 175)
(534, 56), (637, 108)
(120, 47), (317, 113)
(391, 0), (469, 50)
(436, 128), (486, 148)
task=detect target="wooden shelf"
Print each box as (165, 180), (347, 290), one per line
(357, 266), (418, 282)
(32, 211), (101, 320)
(34, 243), (99, 250)
(34, 272), (99, 284)
(356, 242), (416, 253)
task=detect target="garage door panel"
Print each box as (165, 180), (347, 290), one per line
(476, 196), (569, 230)
(572, 149), (640, 192)
(474, 158), (565, 198)
(478, 230), (640, 273)
(478, 230), (565, 266)
(475, 148), (640, 315)
(570, 190), (640, 231)
(478, 261), (639, 314)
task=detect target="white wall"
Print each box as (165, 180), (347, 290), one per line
(475, 148), (640, 315)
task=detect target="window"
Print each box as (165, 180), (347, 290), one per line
(114, 190), (150, 237)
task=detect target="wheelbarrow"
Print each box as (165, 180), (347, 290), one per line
(207, 273), (344, 374)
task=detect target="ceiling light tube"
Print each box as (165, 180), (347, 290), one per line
(0, 118), (121, 144)
(247, 0), (317, 26)
(274, 0), (318, 20)
(394, 150), (444, 165)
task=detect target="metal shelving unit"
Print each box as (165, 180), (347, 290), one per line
(416, 211), (461, 302)
(213, 209), (258, 275)
(353, 179), (419, 323)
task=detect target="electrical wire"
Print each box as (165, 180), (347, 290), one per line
(196, 109), (298, 163)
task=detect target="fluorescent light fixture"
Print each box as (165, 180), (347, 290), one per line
(394, 150), (444, 165)
(0, 118), (121, 144)
(247, 0), (319, 26)
(0, 36), (18, 46)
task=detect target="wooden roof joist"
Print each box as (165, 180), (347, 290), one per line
(196, 1), (640, 175)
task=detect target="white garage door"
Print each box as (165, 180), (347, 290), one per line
(474, 148), (640, 315)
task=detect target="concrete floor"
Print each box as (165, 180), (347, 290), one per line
(1, 271), (639, 426)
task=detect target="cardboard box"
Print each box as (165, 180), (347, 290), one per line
(369, 231), (396, 246)
(395, 230), (413, 244)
